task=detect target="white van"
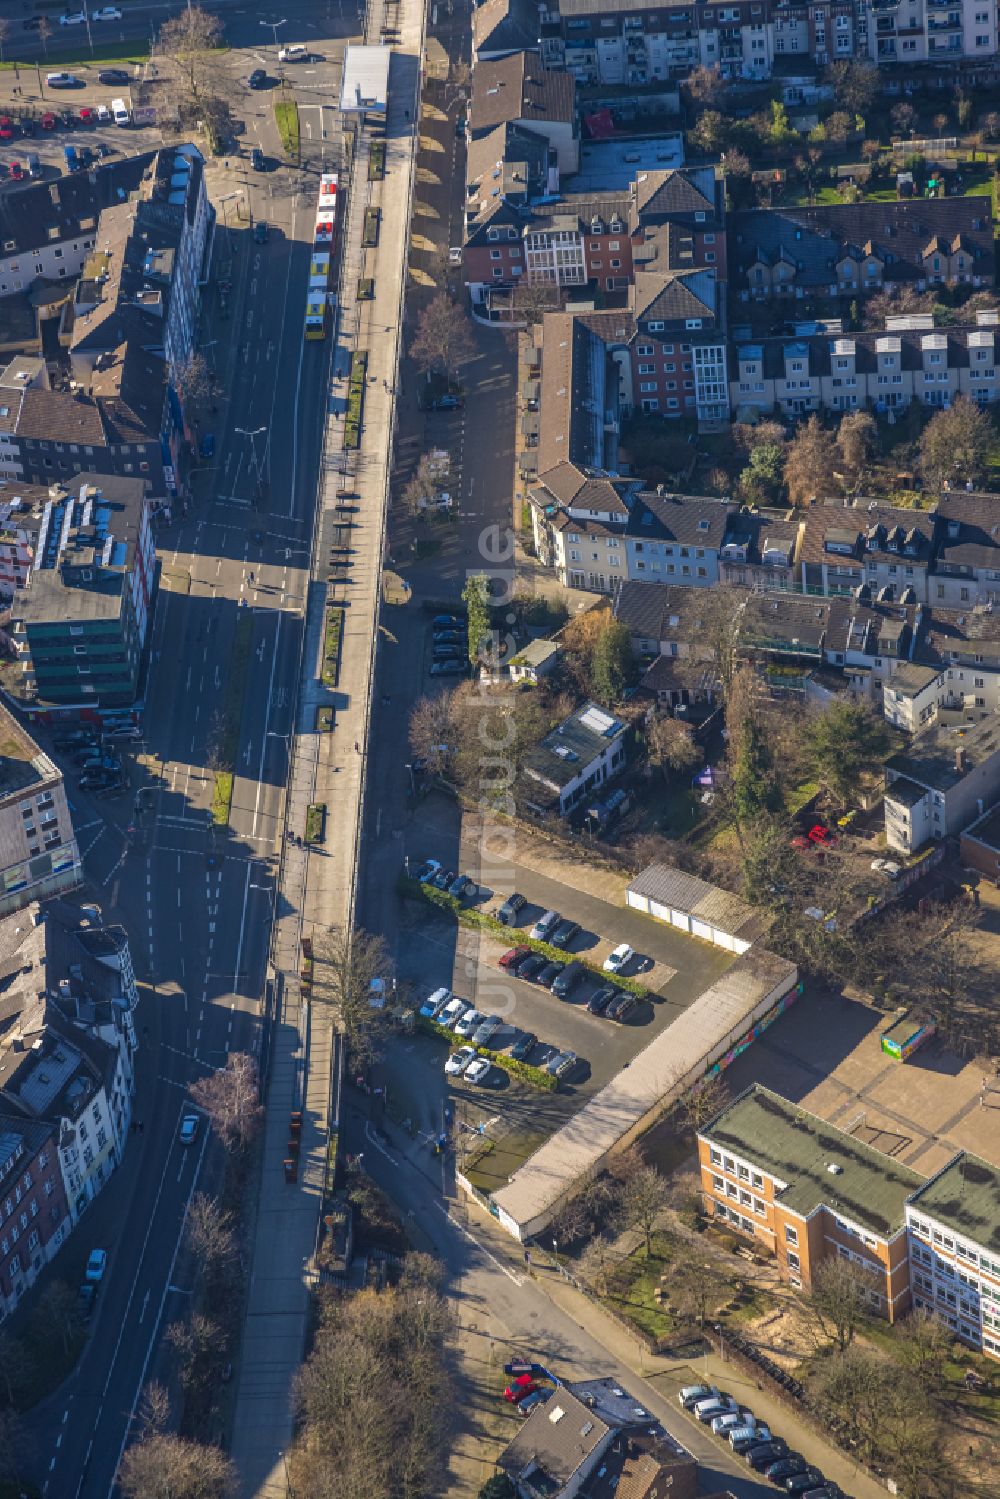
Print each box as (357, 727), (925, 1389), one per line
(278, 43), (308, 62)
(111, 97), (131, 126)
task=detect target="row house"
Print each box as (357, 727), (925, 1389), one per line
(472, 0), (542, 63)
(729, 199), (994, 305)
(0, 1113), (71, 1318)
(730, 311), (1000, 420)
(469, 52), (579, 175)
(628, 268), (729, 422)
(796, 501), (936, 600)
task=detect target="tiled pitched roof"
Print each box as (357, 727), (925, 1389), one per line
(632, 268), (716, 324)
(470, 52), (575, 134)
(629, 490), (734, 547)
(465, 121), (550, 201)
(796, 501), (936, 568)
(729, 197), (994, 294)
(632, 166), (716, 221)
(472, 0), (540, 54)
(15, 389), (106, 446)
(614, 579), (713, 642)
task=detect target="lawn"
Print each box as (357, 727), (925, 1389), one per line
(321, 607), (343, 688)
(274, 99), (299, 158)
(603, 1232), (678, 1343)
(305, 802), (325, 844)
(211, 770), (233, 827)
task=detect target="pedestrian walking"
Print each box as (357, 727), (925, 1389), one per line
(355, 741), (361, 753)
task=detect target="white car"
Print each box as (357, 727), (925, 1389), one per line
(448, 247), (463, 265)
(278, 43), (308, 61)
(465, 1058), (491, 1085)
(454, 1008), (484, 1038)
(603, 942), (634, 974)
(92, 5), (123, 18)
(438, 997), (468, 1030)
(445, 1045), (476, 1076)
(59, 11), (87, 24)
(871, 857), (902, 880)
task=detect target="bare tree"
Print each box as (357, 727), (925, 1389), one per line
(820, 1346), (899, 1462)
(646, 714), (701, 780)
(784, 414), (839, 505)
(682, 63), (727, 111)
(189, 1052), (262, 1153)
(186, 1192), (237, 1269)
(613, 1151), (663, 1258)
(37, 17), (51, 58)
(311, 927), (394, 1055)
(671, 1257), (720, 1328)
(173, 351), (212, 422)
(894, 1307), (953, 1397)
(678, 1071), (730, 1135)
(837, 409), (876, 484)
(157, 6), (225, 111)
(890, 101), (917, 137)
(38, 1280), (78, 1356)
(409, 293), (476, 381)
(137, 1380), (172, 1436)
(167, 1312), (224, 1402)
(0, 1328), (32, 1405)
(118, 1431), (237, 1499)
(803, 1255), (877, 1353)
(920, 394), (996, 490)
(408, 692), (458, 779)
(401, 452), (447, 516)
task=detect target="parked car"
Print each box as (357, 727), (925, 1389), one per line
(179, 1114), (199, 1146)
(79, 772), (118, 790)
(465, 1058), (491, 1086)
(445, 1045), (476, 1076)
(454, 1008), (484, 1038)
(785, 1469), (825, 1494)
(104, 725), (141, 741)
(430, 393), (463, 410)
(587, 985), (617, 1015)
(472, 1015), (502, 1046)
(607, 992), (640, 1023)
(496, 892), (526, 925)
(549, 918), (580, 949)
(98, 68), (131, 84)
(551, 961), (585, 999)
(251, 147), (265, 171)
(603, 942), (634, 974)
(199, 432), (215, 460)
(536, 961), (565, 989)
(529, 909), (560, 941)
(694, 1395), (737, 1423)
(47, 72), (82, 88)
(711, 1408), (754, 1436)
(871, 858), (902, 879)
(23, 15), (44, 27)
(746, 1442), (789, 1470)
(438, 997), (468, 1030)
(545, 1050), (577, 1080)
(517, 953), (547, 982)
(433, 648), (463, 664)
(433, 614), (461, 628)
(76, 1283), (97, 1321)
(679, 1385), (719, 1410)
(59, 11), (87, 25)
(730, 1424), (771, 1453)
(248, 69), (268, 89)
(92, 6), (123, 19)
(507, 1031), (536, 1061)
(764, 1457), (807, 1482)
(253, 220), (269, 244)
(414, 858), (441, 883)
(433, 628), (463, 644)
(517, 1388), (551, 1416)
(448, 873), (472, 899)
(85, 1248), (107, 1283)
(419, 986), (451, 1019)
(431, 867), (455, 889)
(278, 43), (309, 61)
(499, 946), (531, 972)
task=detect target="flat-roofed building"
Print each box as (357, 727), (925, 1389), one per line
(698, 1084), (924, 1321)
(907, 1153), (1000, 1360)
(0, 704), (79, 914)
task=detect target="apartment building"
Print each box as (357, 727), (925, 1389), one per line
(730, 200), (994, 306)
(470, 52), (579, 174)
(0, 1112), (71, 1317)
(884, 713), (1000, 850)
(796, 501), (936, 599)
(0, 706), (79, 916)
(699, 1085), (922, 1319)
(0, 900), (134, 1223)
(731, 310), (1000, 420)
(6, 474), (154, 711)
(473, 0), (541, 62)
(907, 1155), (1000, 1359)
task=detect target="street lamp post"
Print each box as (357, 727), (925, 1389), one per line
(261, 17), (287, 52)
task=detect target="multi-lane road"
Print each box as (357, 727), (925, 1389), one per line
(20, 19), (346, 1498)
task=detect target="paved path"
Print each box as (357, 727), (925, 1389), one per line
(229, 1), (425, 1492)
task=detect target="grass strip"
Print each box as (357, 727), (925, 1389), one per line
(321, 606), (343, 687)
(211, 771), (233, 827)
(362, 206), (380, 247)
(274, 99), (299, 157)
(400, 878), (652, 999)
(344, 349), (367, 451)
(317, 706), (333, 732)
(416, 1016), (557, 1091)
(305, 802), (326, 844)
(368, 140), (385, 180)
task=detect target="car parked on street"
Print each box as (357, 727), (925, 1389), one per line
(496, 892), (526, 926)
(603, 942), (634, 974)
(445, 1045), (476, 1076)
(430, 659), (466, 676)
(76, 1283), (97, 1321)
(86, 1249), (107, 1282)
(92, 6), (123, 18)
(59, 11), (87, 26)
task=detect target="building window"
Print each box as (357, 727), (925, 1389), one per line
(785, 1225), (798, 1246)
(788, 1251), (801, 1270)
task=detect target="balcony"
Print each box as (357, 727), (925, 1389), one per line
(927, 15), (963, 29)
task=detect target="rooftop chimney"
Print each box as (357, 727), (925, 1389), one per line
(956, 745), (968, 775)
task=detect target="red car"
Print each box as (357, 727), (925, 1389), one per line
(808, 823), (836, 845)
(9, 162), (22, 181)
(79, 107), (93, 124)
(41, 112), (57, 130)
(0, 118), (12, 141)
(504, 1374), (537, 1403)
(499, 946), (531, 971)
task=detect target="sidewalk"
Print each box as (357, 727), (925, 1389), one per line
(228, 1), (426, 1494)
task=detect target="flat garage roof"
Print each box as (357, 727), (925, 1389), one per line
(490, 947), (798, 1240)
(341, 45), (390, 113)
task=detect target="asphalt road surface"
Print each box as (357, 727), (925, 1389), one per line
(22, 22), (343, 1499)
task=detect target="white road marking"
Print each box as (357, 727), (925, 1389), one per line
(434, 1202), (524, 1285)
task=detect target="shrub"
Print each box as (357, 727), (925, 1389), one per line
(416, 1016), (557, 1090)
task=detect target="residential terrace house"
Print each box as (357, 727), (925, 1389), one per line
(884, 713), (1000, 851)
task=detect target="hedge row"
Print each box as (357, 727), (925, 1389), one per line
(400, 877), (652, 999)
(416, 1016), (557, 1091)
(345, 350), (367, 450)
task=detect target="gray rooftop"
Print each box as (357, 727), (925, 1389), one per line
(628, 864), (769, 944)
(703, 1085), (925, 1239)
(523, 701), (626, 790)
(499, 1388), (610, 1493)
(909, 1153), (1000, 1252)
(887, 714), (1000, 792)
